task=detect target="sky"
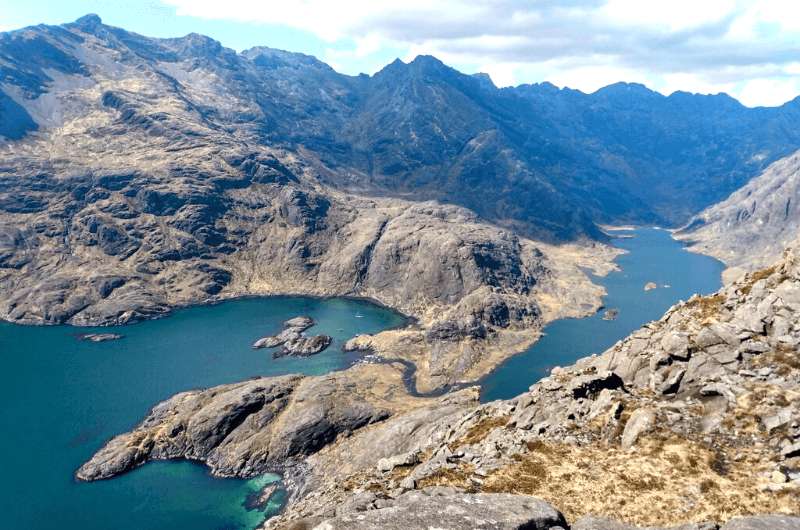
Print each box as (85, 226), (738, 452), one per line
(1, 0), (800, 107)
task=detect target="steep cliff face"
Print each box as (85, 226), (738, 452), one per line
(80, 243), (800, 528)
(678, 151), (800, 281)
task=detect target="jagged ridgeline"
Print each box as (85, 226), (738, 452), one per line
(3, 14), (800, 237)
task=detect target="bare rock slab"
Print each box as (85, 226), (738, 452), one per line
(297, 489), (567, 530)
(721, 515), (800, 530)
(573, 516), (717, 530)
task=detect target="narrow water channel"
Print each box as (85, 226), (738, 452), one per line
(480, 227), (725, 402)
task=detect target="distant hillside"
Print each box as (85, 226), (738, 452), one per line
(677, 150), (800, 281)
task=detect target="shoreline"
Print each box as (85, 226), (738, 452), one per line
(0, 291), (417, 331)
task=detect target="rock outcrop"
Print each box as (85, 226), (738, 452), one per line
(265, 246), (800, 527)
(253, 316), (332, 357)
(279, 488), (568, 530)
(77, 363), (438, 481)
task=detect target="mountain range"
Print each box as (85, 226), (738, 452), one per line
(4, 14), (800, 241)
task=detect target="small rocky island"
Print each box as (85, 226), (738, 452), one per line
(602, 308), (619, 320)
(253, 316), (332, 357)
(78, 333), (123, 342)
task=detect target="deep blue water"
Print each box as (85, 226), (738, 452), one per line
(0, 297), (406, 530)
(480, 227), (725, 401)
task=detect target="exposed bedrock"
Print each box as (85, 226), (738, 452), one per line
(280, 488), (569, 530)
(0, 154), (613, 387)
(76, 364), (416, 481)
(78, 243), (800, 528)
(678, 150), (800, 281)
(253, 316), (332, 357)
(261, 245), (800, 528)
(0, 17), (617, 390)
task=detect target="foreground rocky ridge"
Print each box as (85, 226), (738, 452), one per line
(678, 150), (800, 282)
(81, 243), (800, 527)
(265, 244), (800, 528)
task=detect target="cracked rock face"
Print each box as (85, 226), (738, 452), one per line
(77, 366), (402, 481)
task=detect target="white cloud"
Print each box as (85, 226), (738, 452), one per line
(159, 0), (800, 106)
(738, 77), (800, 107)
(600, 0), (740, 31)
(477, 62), (520, 88)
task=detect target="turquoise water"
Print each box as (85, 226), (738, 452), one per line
(0, 296), (406, 530)
(480, 227), (725, 401)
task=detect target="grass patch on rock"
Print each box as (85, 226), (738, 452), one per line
(482, 436), (799, 527)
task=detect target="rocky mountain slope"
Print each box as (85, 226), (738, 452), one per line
(80, 236), (800, 528)
(5, 16), (800, 240)
(0, 15), (624, 391)
(678, 151), (800, 281)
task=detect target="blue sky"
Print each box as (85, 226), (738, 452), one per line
(2, 0), (799, 107)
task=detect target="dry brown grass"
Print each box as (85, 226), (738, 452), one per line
(739, 265), (778, 296)
(482, 436), (799, 527)
(751, 345), (800, 377)
(684, 293), (725, 321)
(451, 415), (510, 449)
(416, 463), (476, 492)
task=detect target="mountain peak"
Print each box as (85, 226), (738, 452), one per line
(74, 14), (102, 28)
(409, 54), (444, 66)
(596, 81), (657, 95)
